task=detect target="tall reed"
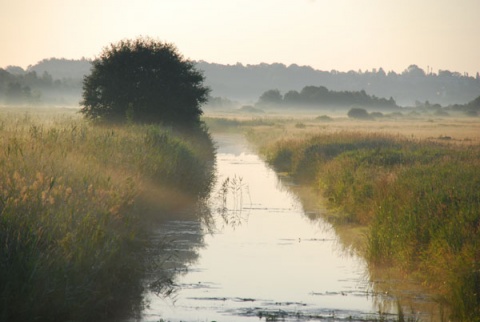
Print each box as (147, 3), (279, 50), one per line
(0, 109), (215, 321)
(255, 129), (480, 321)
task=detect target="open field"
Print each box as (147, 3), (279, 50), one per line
(205, 109), (480, 145)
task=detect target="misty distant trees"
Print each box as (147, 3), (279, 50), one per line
(256, 86), (398, 110)
(0, 70), (39, 105)
(258, 89), (283, 107)
(450, 95), (480, 116)
(0, 64), (82, 105)
(81, 38), (209, 127)
(2, 58), (479, 108)
(30, 58), (92, 80)
(196, 62), (480, 106)
(4, 82), (37, 105)
(347, 107), (372, 119)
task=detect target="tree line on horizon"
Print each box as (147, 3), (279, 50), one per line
(0, 66), (82, 105)
(253, 85), (480, 116)
(198, 62), (480, 107)
(255, 86), (398, 110)
(1, 58), (479, 107)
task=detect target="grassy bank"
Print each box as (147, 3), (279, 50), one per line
(248, 127), (480, 321)
(0, 108), (215, 321)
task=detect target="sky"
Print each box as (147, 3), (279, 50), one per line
(1, 0), (479, 75)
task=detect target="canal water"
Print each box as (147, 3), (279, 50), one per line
(138, 134), (431, 321)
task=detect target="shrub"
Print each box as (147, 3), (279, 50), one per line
(347, 107), (372, 119)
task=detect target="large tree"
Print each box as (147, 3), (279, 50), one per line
(80, 38), (210, 127)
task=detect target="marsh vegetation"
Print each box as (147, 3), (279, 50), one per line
(236, 112), (480, 321)
(1, 100), (479, 322)
(0, 108), (215, 321)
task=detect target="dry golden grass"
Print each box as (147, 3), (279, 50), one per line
(204, 110), (480, 145)
(309, 117), (480, 144)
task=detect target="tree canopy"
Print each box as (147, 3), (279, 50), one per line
(256, 86), (398, 109)
(80, 38), (210, 127)
(257, 89), (282, 106)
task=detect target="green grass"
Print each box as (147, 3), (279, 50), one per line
(250, 129), (480, 321)
(0, 109), (215, 321)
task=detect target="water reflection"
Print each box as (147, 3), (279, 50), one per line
(142, 175), (253, 308)
(212, 175), (251, 230)
(134, 133), (439, 322)
(262, 144), (444, 320)
(147, 219), (205, 295)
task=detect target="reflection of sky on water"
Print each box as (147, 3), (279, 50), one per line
(140, 134), (414, 321)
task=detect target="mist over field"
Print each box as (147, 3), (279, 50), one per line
(1, 58), (479, 109)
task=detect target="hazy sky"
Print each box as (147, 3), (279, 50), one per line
(1, 0), (479, 75)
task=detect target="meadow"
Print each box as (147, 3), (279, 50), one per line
(207, 111), (480, 321)
(0, 107), (215, 321)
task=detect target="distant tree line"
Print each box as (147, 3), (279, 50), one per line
(0, 58), (88, 105)
(2, 58), (479, 107)
(0, 69), (39, 104)
(256, 86), (398, 110)
(196, 62), (480, 106)
(449, 95), (480, 116)
(27, 58), (92, 80)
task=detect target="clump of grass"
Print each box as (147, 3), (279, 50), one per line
(0, 110), (215, 321)
(254, 129), (480, 321)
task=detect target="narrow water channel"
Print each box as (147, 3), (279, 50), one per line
(138, 134), (430, 322)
